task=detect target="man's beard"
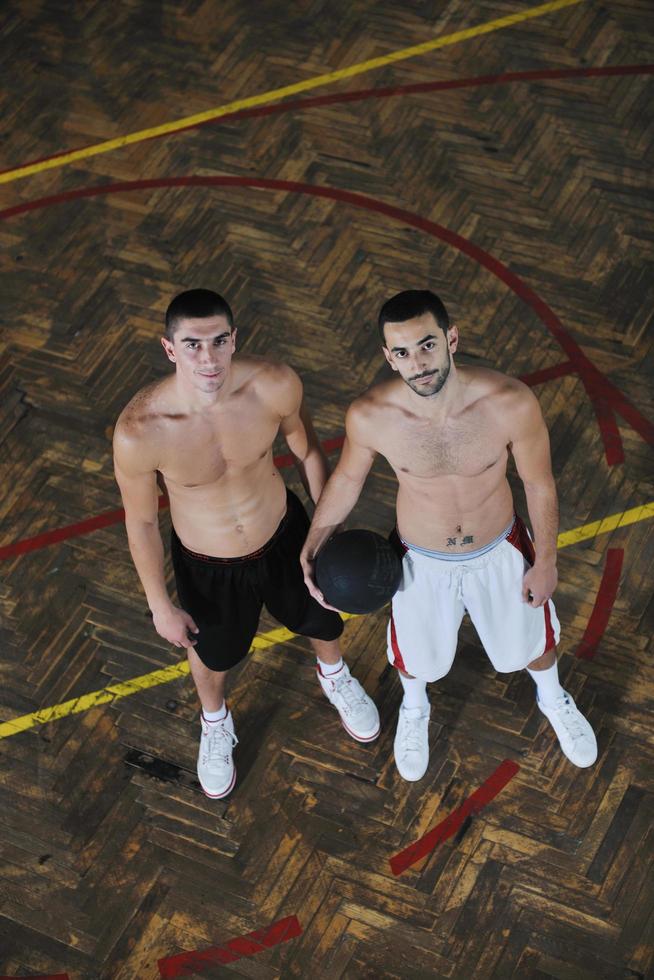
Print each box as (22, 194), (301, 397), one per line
(406, 353), (451, 397)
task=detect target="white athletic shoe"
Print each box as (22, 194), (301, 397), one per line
(394, 704), (430, 781)
(538, 691), (597, 768)
(197, 709), (238, 798)
(317, 663), (380, 742)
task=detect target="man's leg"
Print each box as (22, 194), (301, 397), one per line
(525, 647), (564, 703)
(310, 636), (342, 670)
(311, 636), (380, 743)
(188, 646), (238, 798)
(188, 645), (228, 713)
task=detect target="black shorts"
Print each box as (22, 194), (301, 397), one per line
(170, 489), (344, 671)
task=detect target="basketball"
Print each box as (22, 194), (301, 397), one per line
(315, 529), (403, 614)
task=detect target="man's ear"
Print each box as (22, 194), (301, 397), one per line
(161, 336), (176, 363)
(382, 345), (398, 372)
(447, 325), (459, 354)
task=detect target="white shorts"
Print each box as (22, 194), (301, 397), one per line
(387, 516), (560, 682)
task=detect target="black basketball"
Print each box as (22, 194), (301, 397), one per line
(315, 529), (403, 614)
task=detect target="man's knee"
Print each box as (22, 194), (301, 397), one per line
(527, 648), (557, 671)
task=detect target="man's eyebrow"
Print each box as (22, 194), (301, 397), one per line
(180, 331), (231, 343)
(390, 333), (438, 353)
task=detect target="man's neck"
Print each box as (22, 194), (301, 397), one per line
(174, 368), (234, 413)
(403, 368), (462, 420)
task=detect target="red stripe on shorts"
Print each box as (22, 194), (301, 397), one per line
(508, 515), (557, 655)
(506, 515), (535, 566)
(542, 599), (556, 654)
(389, 607), (407, 673)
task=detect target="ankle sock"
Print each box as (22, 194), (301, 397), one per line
(202, 704), (227, 723)
(399, 672), (429, 711)
(527, 661), (564, 708)
(317, 656), (343, 677)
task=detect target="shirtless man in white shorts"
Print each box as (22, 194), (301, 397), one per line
(113, 289), (379, 799)
(300, 289), (596, 780)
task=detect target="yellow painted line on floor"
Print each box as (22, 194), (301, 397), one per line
(556, 501), (654, 549)
(0, 0), (582, 186)
(0, 613), (355, 740)
(2, 497), (649, 741)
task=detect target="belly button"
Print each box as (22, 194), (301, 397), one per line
(236, 524), (244, 533)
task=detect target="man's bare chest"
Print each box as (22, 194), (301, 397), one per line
(383, 415), (505, 478)
(159, 412), (280, 488)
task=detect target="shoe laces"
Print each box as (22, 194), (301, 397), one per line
(329, 673), (368, 716)
(203, 721), (238, 767)
(551, 695), (587, 741)
(399, 710), (427, 755)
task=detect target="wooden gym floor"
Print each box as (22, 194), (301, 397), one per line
(0, 1), (653, 977)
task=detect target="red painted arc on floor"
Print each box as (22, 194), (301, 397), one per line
(576, 548), (624, 660)
(2, 177), (652, 472)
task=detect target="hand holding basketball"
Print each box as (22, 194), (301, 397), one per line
(300, 548), (341, 611)
(314, 529), (402, 614)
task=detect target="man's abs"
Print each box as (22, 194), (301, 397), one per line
(396, 471), (514, 554)
(165, 464), (289, 558)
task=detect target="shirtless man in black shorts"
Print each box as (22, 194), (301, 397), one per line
(113, 289), (379, 798)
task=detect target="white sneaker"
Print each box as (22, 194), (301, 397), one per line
(538, 691), (597, 768)
(197, 709), (238, 798)
(394, 704), (430, 781)
(317, 663), (380, 742)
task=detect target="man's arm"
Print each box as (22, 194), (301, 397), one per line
(113, 423), (199, 648)
(299, 401), (377, 607)
(509, 385), (559, 607)
(277, 369), (330, 504)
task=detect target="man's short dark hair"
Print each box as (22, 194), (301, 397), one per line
(378, 289), (450, 343)
(164, 289), (234, 340)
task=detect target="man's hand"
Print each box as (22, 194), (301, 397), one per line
(152, 604), (200, 648)
(522, 562), (558, 607)
(300, 546), (341, 612)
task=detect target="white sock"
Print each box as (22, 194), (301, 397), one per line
(527, 661), (564, 708)
(202, 704), (227, 723)
(317, 656), (343, 676)
(399, 673), (429, 712)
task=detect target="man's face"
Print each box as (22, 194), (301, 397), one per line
(161, 315), (236, 393)
(382, 312), (457, 398)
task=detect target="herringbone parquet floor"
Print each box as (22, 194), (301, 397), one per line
(1, 1), (653, 977)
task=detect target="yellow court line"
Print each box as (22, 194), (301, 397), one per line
(556, 501), (654, 549)
(0, 501), (651, 741)
(0, 614), (353, 740)
(0, 0), (582, 186)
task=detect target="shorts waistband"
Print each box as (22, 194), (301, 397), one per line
(402, 517), (516, 562)
(172, 491), (294, 565)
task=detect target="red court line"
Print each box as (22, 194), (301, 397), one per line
(0, 439), (344, 561)
(2, 64), (651, 177)
(576, 548), (624, 660)
(518, 361), (576, 387)
(389, 759), (520, 876)
(157, 915), (302, 978)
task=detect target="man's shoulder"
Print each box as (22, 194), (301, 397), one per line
(238, 355), (302, 414)
(352, 376), (402, 411)
(347, 378), (403, 432)
(461, 365), (533, 404)
(236, 355), (298, 389)
(460, 366), (542, 435)
(114, 378), (172, 451)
